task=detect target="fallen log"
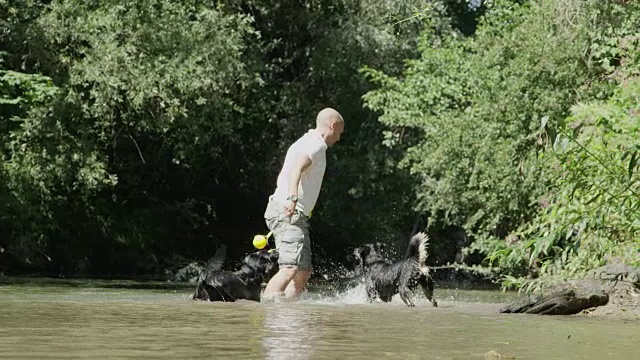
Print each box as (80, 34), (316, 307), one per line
(500, 264), (640, 315)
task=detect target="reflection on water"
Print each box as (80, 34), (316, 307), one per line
(263, 306), (316, 360)
(0, 278), (638, 359)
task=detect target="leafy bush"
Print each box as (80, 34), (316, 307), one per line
(1, 0), (255, 270)
(363, 0), (603, 240)
(363, 0), (640, 287)
(488, 73), (640, 292)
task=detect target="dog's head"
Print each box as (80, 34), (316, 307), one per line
(241, 249), (279, 282)
(347, 242), (385, 276)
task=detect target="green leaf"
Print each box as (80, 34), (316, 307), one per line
(585, 193), (600, 205)
(565, 227), (573, 240)
(540, 115), (549, 129)
(629, 150), (637, 181)
(621, 150), (630, 161)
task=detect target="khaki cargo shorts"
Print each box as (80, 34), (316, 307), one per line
(263, 198), (312, 270)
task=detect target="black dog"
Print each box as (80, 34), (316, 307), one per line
(192, 245), (279, 302)
(352, 232), (438, 307)
(347, 242), (386, 277)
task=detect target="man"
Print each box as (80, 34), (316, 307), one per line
(263, 108), (344, 300)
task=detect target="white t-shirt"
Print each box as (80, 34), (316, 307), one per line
(272, 129), (328, 216)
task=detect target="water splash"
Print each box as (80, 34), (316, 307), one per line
(296, 278), (438, 306)
(303, 282), (370, 305)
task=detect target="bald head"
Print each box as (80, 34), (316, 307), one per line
(315, 108), (344, 146)
(316, 108), (344, 129)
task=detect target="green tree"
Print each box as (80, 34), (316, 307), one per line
(362, 0), (638, 277)
(1, 0), (255, 273)
(490, 44), (640, 292)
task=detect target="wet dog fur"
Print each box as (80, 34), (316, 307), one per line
(192, 245), (279, 302)
(351, 232), (438, 307)
(347, 242), (386, 277)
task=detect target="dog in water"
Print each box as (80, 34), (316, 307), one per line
(192, 245), (279, 302)
(351, 232), (438, 307)
(347, 242), (386, 277)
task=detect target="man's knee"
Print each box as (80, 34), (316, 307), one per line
(279, 266), (312, 283)
(279, 265), (299, 277)
(291, 268), (311, 285)
(299, 268), (312, 278)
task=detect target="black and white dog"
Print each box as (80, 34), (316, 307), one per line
(192, 245), (279, 302)
(351, 232), (438, 307)
(347, 242), (386, 277)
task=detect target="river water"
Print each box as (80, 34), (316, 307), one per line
(0, 278), (638, 359)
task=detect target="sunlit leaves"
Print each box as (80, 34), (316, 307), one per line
(363, 0), (594, 235)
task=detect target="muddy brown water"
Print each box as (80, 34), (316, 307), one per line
(0, 278), (638, 359)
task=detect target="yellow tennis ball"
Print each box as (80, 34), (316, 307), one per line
(253, 234), (268, 249)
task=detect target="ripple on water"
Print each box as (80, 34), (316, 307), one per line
(0, 279), (638, 359)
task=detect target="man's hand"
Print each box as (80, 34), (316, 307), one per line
(284, 152), (311, 218)
(284, 200), (296, 217)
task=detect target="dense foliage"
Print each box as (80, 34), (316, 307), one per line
(489, 62), (640, 292)
(0, 0), (442, 275)
(1, 0), (637, 288)
(362, 0), (640, 289)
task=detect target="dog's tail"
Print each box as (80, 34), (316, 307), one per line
(405, 232), (430, 272)
(200, 244), (226, 281)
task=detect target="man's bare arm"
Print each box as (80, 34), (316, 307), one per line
(284, 153), (312, 216)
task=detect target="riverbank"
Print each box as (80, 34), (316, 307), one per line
(500, 264), (640, 319)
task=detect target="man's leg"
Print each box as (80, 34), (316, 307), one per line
(283, 226), (312, 299)
(262, 202), (310, 301)
(264, 266), (298, 299)
(284, 268), (312, 299)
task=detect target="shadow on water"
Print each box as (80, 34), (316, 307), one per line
(0, 271), (502, 294)
(0, 275), (195, 291)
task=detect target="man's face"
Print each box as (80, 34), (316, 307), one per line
(326, 121), (344, 146)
